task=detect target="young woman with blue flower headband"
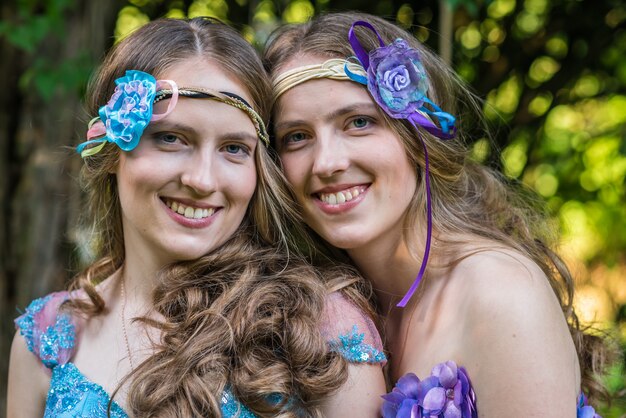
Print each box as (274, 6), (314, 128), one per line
(265, 11), (610, 417)
(7, 17), (387, 417)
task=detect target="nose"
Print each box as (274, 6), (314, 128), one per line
(180, 151), (217, 195)
(311, 132), (349, 178)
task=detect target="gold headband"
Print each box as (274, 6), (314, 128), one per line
(272, 58), (367, 100)
(154, 87), (269, 146)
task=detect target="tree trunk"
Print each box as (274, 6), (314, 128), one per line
(0, 1), (124, 414)
(438, 0), (453, 65)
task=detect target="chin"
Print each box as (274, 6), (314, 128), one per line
(317, 231), (371, 251)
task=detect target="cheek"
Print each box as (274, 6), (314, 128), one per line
(232, 166), (258, 205)
(279, 154), (307, 190)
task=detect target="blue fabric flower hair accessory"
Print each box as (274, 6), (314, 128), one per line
(97, 70), (158, 151)
(77, 70), (178, 158)
(346, 21), (457, 307)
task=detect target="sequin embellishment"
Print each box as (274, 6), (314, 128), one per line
(46, 363), (127, 418)
(221, 387), (258, 418)
(328, 324), (387, 363)
(15, 292), (75, 368)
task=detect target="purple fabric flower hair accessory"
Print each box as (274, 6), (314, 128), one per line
(347, 21), (456, 140)
(382, 361), (477, 418)
(368, 38), (428, 119)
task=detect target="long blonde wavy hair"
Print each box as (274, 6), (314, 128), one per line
(68, 17), (375, 417)
(263, 11), (613, 402)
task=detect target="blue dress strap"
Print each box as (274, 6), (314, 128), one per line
(321, 292), (386, 365)
(15, 291), (76, 369)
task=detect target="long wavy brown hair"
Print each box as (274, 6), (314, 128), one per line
(263, 11), (614, 402)
(68, 17), (375, 417)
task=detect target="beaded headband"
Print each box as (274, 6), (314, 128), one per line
(77, 70), (269, 158)
(272, 21), (458, 307)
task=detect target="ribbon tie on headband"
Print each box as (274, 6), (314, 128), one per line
(347, 21), (457, 307)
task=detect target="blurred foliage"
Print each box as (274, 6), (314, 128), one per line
(0, 0), (93, 101)
(2, 0), (625, 414)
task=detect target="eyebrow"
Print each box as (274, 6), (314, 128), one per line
(274, 102), (379, 132)
(145, 121), (259, 143)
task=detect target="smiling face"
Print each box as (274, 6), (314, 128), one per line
(274, 56), (418, 253)
(115, 57), (258, 267)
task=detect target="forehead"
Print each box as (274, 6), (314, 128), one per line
(160, 57), (253, 105)
(276, 52), (331, 73)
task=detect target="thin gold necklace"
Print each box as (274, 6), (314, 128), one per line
(120, 278), (135, 370)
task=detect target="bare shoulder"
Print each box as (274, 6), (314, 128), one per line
(449, 249), (581, 416)
(451, 248), (573, 351)
(7, 331), (50, 417)
(450, 248), (562, 319)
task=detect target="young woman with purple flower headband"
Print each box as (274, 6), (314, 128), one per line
(265, 11), (610, 417)
(8, 17), (388, 417)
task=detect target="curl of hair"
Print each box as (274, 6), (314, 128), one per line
(263, 11), (615, 402)
(66, 17), (375, 416)
(125, 228), (355, 417)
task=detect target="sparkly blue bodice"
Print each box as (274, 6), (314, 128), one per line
(16, 291), (386, 418)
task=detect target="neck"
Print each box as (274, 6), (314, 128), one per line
(120, 245), (165, 309)
(347, 229), (426, 314)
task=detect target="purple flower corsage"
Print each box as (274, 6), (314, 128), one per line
(577, 393), (601, 418)
(382, 361), (477, 418)
(99, 70), (158, 152)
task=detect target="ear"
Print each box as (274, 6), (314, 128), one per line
(107, 151), (123, 175)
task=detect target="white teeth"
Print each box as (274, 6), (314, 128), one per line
(319, 186), (364, 205)
(165, 199), (215, 219)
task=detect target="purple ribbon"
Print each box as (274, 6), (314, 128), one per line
(347, 21), (457, 307)
(348, 21), (385, 69)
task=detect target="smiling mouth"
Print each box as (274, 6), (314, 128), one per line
(316, 185), (367, 205)
(163, 198), (215, 219)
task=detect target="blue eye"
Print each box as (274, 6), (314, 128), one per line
(284, 132), (308, 143)
(158, 133), (180, 144)
(224, 144), (248, 155)
(351, 117), (370, 129)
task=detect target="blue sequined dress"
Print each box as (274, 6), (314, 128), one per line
(15, 291), (386, 418)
